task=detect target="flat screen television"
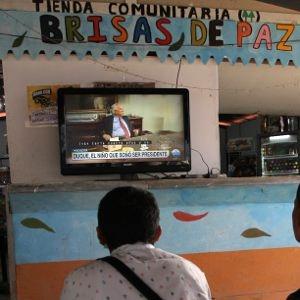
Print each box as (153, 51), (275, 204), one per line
(58, 87), (191, 176)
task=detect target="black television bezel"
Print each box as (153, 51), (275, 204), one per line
(58, 87), (191, 175)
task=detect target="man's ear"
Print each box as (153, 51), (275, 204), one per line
(96, 226), (107, 246)
(151, 225), (162, 244)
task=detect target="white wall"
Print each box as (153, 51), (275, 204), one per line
(3, 54), (219, 184)
(219, 62), (300, 115)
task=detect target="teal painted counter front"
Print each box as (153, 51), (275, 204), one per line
(7, 181), (299, 265)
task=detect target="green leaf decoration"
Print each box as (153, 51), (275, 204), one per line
(12, 31), (27, 48)
(242, 10), (248, 19)
(241, 228), (271, 238)
(168, 32), (185, 52)
(21, 217), (55, 233)
(248, 11), (255, 22)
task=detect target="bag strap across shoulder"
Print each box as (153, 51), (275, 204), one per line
(100, 256), (163, 300)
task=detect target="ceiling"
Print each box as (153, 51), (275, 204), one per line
(257, 1), (300, 12)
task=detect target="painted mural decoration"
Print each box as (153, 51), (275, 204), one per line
(241, 228), (272, 238)
(0, 2), (299, 65)
(21, 217), (55, 233)
(173, 211), (208, 222)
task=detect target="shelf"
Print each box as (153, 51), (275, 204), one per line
(262, 154), (298, 159)
(262, 141), (297, 146)
(227, 150), (256, 153)
(263, 170), (299, 176)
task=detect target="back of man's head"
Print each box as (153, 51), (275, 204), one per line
(98, 186), (160, 250)
(293, 184), (300, 242)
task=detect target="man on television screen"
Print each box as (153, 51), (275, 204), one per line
(102, 103), (132, 142)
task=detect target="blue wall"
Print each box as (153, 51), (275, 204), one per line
(9, 183), (299, 265)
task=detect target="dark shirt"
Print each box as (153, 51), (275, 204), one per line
(102, 115), (131, 137)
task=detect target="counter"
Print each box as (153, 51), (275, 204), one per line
(7, 175), (300, 192)
(6, 176), (300, 300)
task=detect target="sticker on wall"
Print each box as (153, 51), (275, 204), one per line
(21, 217), (55, 233)
(27, 84), (79, 126)
(241, 227), (271, 238)
(173, 211), (208, 222)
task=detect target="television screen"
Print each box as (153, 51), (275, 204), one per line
(58, 88), (191, 175)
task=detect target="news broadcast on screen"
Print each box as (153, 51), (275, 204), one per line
(58, 88), (191, 175)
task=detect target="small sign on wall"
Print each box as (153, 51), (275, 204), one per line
(27, 85), (58, 126)
(27, 84), (77, 126)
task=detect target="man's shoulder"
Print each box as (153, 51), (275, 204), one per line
(152, 247), (210, 297)
(155, 248), (205, 273)
(104, 115), (113, 121)
(65, 260), (106, 281)
(61, 260), (111, 299)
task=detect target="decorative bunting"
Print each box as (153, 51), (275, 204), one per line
(0, 10), (300, 65)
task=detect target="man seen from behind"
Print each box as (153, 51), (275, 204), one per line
(61, 186), (211, 300)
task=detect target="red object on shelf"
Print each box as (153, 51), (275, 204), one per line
(219, 113), (259, 127)
(219, 121), (231, 127)
(0, 112), (6, 118)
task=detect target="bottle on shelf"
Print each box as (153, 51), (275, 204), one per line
(279, 116), (285, 132)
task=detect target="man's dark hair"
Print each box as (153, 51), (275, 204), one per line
(98, 186), (160, 250)
(287, 289), (300, 300)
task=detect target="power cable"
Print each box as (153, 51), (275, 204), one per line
(175, 58), (182, 88)
(191, 148), (210, 177)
